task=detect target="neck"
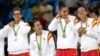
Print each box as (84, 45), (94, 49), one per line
(62, 17), (68, 19)
(81, 17), (87, 23)
(62, 14), (69, 19)
(36, 31), (42, 36)
(15, 19), (22, 24)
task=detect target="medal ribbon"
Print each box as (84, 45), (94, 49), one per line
(36, 34), (42, 52)
(81, 18), (88, 28)
(13, 26), (20, 37)
(60, 19), (66, 35)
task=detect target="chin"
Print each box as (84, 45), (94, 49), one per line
(15, 20), (19, 22)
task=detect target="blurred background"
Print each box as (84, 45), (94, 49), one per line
(0, 0), (99, 56)
(0, 0), (99, 26)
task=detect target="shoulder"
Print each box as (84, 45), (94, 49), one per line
(20, 21), (26, 25)
(89, 18), (98, 27)
(97, 19), (100, 24)
(42, 30), (53, 41)
(73, 18), (80, 25)
(88, 18), (94, 21)
(30, 32), (35, 40)
(68, 18), (80, 26)
(20, 22), (30, 27)
(68, 15), (76, 21)
(42, 30), (49, 34)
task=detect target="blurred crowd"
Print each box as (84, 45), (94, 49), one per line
(0, 0), (99, 26)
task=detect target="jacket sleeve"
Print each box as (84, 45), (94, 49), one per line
(69, 21), (81, 43)
(86, 19), (100, 39)
(86, 28), (99, 39)
(30, 35), (38, 56)
(47, 33), (55, 56)
(48, 18), (58, 31)
(0, 25), (11, 38)
(20, 23), (31, 35)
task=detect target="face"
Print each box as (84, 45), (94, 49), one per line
(90, 12), (95, 18)
(13, 10), (22, 22)
(59, 7), (69, 18)
(33, 21), (42, 32)
(77, 7), (87, 20)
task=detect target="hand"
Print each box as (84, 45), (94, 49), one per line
(81, 28), (87, 34)
(55, 14), (61, 19)
(8, 21), (15, 27)
(77, 27), (86, 37)
(78, 32), (82, 37)
(77, 27), (83, 33)
(78, 27), (86, 34)
(77, 27), (83, 37)
(65, 18), (70, 24)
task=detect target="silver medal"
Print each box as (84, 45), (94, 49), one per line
(14, 37), (17, 41)
(38, 51), (42, 56)
(63, 34), (66, 38)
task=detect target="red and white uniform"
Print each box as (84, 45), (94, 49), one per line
(30, 30), (55, 56)
(48, 15), (78, 56)
(76, 18), (99, 56)
(0, 21), (30, 56)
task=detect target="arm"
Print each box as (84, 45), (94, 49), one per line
(76, 24), (99, 39)
(20, 23), (31, 35)
(48, 18), (58, 31)
(48, 37), (55, 56)
(0, 25), (11, 38)
(0, 21), (15, 38)
(85, 19), (100, 39)
(84, 28), (99, 39)
(47, 32), (55, 56)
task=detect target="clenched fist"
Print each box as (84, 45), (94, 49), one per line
(8, 21), (15, 28)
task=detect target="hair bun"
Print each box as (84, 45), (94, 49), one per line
(58, 1), (67, 10)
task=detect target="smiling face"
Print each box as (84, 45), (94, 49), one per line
(77, 7), (87, 20)
(32, 21), (42, 34)
(13, 8), (22, 23)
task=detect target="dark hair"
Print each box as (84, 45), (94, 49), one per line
(76, 15), (81, 21)
(13, 7), (22, 14)
(77, 6), (88, 12)
(58, 1), (67, 11)
(28, 18), (39, 33)
(28, 18), (39, 43)
(89, 7), (99, 16)
(28, 18), (39, 28)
